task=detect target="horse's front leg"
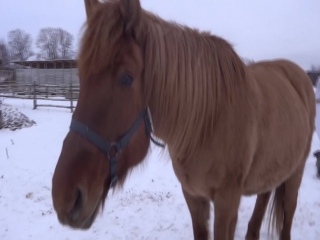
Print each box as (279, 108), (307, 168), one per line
(213, 188), (241, 240)
(182, 188), (210, 240)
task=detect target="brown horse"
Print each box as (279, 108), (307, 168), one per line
(51, 0), (316, 239)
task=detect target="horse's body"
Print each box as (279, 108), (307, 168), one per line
(173, 59), (313, 196)
(51, 1), (315, 240)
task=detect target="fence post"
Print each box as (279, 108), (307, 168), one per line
(33, 81), (37, 110)
(0, 110), (3, 130)
(70, 82), (73, 113)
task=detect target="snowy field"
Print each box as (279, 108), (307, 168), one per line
(0, 98), (320, 240)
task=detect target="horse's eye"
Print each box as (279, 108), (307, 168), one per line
(119, 74), (133, 86)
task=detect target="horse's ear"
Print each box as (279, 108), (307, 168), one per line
(84, 0), (100, 19)
(119, 0), (142, 37)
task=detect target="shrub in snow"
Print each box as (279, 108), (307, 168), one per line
(0, 99), (36, 131)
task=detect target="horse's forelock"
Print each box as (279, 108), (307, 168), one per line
(78, 1), (129, 81)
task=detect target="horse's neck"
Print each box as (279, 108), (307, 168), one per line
(141, 18), (246, 159)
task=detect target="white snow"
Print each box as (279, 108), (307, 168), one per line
(0, 98), (320, 240)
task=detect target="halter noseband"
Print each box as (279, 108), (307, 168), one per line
(69, 109), (165, 188)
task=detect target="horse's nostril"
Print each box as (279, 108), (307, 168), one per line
(69, 188), (82, 221)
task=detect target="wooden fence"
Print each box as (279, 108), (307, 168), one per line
(0, 82), (80, 113)
(0, 60), (80, 113)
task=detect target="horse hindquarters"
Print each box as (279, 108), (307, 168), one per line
(245, 60), (315, 240)
(246, 140), (311, 240)
(268, 122), (313, 240)
(274, 61), (315, 240)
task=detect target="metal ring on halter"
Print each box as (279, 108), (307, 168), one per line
(108, 142), (120, 159)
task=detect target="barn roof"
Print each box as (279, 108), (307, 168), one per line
(11, 59), (77, 69)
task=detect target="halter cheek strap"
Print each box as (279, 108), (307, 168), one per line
(69, 109), (165, 188)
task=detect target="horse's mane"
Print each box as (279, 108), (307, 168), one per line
(78, 0), (249, 162)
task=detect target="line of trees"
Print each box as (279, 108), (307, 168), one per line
(0, 28), (76, 64)
(1, 29), (319, 74)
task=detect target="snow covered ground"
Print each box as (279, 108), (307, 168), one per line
(0, 98), (319, 240)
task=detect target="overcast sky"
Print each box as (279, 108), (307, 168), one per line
(0, 0), (319, 70)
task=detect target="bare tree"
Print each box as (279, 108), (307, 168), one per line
(0, 39), (10, 65)
(36, 28), (59, 60)
(7, 29), (34, 61)
(36, 27), (75, 60)
(58, 28), (75, 59)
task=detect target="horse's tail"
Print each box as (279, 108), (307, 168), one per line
(267, 183), (285, 237)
